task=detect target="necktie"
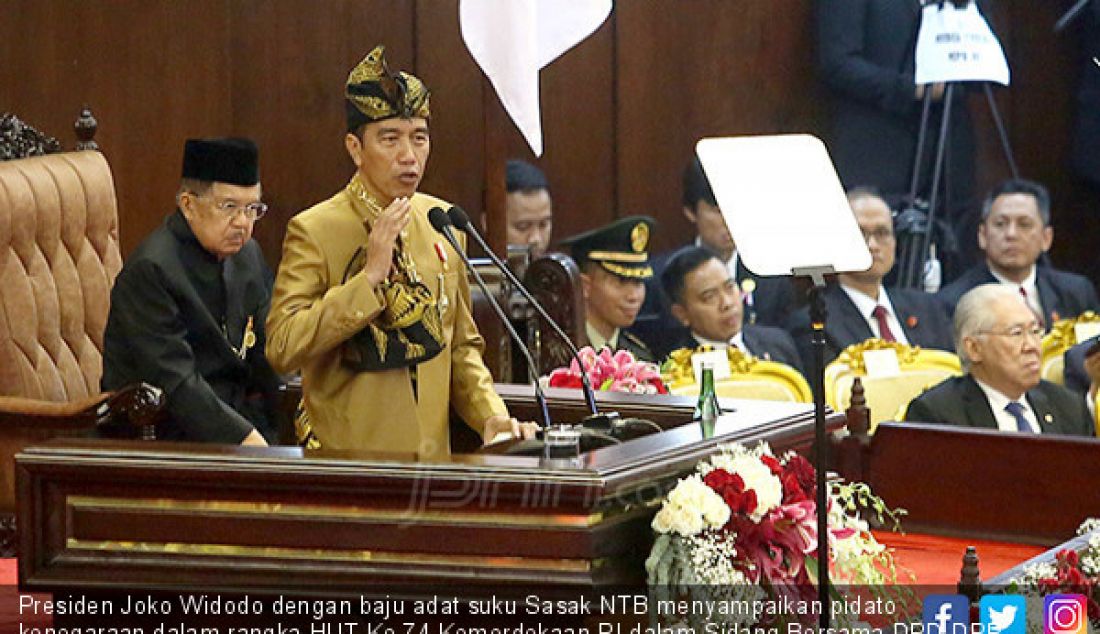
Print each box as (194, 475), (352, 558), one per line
(1018, 286), (1045, 327)
(872, 305), (897, 342)
(1005, 401), (1035, 433)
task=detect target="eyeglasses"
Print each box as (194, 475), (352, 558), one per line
(194, 194), (268, 220)
(979, 323), (1043, 342)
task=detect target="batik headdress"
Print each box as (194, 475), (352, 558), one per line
(345, 44), (431, 131)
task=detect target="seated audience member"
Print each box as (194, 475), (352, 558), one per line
(102, 138), (278, 445)
(906, 284), (1095, 436)
(562, 216), (657, 363)
(786, 188), (954, 370)
(938, 179), (1099, 326)
(504, 159), (554, 260)
(660, 246), (803, 373)
(634, 156), (796, 355)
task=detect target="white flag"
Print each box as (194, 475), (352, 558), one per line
(460, 0), (612, 156)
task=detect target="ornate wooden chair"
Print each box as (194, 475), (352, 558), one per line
(524, 252), (586, 377)
(663, 347), (812, 402)
(824, 339), (962, 431)
(1040, 311), (1100, 386)
(0, 109), (162, 554)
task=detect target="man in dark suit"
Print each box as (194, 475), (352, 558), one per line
(633, 156), (796, 354)
(660, 246), (804, 374)
(817, 0), (983, 264)
(938, 179), (1100, 326)
(787, 188), (954, 370)
(103, 138), (278, 445)
(906, 284), (1095, 436)
(561, 216), (657, 363)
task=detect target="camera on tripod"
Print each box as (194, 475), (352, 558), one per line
(893, 196), (958, 292)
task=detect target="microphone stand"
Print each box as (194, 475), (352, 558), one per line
(428, 210), (552, 431)
(447, 207), (606, 421)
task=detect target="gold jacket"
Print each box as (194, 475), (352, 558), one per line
(266, 184), (506, 460)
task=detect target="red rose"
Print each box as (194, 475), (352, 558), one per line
(760, 454), (784, 476)
(784, 454), (817, 497)
(782, 471), (810, 504)
(703, 468), (741, 492)
(703, 469), (759, 517)
(723, 488), (758, 516)
(547, 369), (583, 389)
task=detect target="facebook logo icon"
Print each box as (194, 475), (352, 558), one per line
(923, 595), (970, 634)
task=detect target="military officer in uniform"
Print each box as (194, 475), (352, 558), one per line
(266, 45), (535, 459)
(561, 216), (657, 363)
(102, 138), (278, 445)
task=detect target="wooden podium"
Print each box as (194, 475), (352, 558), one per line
(17, 392), (833, 597)
(838, 422), (1100, 546)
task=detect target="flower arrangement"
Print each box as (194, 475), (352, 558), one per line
(645, 442), (906, 628)
(1010, 518), (1100, 627)
(547, 346), (668, 394)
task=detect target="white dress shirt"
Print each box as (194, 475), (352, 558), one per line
(990, 264), (1042, 321)
(839, 284), (911, 345)
(973, 378), (1041, 433)
(692, 331), (746, 352)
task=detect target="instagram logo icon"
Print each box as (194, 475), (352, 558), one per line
(1044, 594), (1087, 634)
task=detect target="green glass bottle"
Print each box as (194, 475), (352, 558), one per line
(694, 362), (720, 438)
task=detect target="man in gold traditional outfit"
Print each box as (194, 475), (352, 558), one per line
(267, 45), (535, 458)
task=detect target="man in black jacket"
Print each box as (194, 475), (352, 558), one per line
(102, 138), (279, 445)
(938, 179), (1099, 326)
(906, 284), (1095, 436)
(660, 246), (803, 373)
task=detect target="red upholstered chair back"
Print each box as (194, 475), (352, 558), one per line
(0, 151), (122, 401)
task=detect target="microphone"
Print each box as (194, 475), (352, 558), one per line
(446, 206), (606, 423)
(427, 207), (552, 431)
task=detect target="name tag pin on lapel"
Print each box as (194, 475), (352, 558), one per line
(240, 315), (257, 360)
(434, 241), (450, 317)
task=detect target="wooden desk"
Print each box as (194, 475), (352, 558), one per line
(18, 398), (836, 596)
(844, 422), (1100, 547)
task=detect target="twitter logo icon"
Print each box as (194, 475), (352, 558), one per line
(981, 595), (1027, 634)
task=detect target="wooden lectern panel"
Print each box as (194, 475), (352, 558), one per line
(860, 422), (1100, 546)
(18, 398), (837, 596)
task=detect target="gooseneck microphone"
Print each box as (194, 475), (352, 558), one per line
(427, 207), (551, 431)
(446, 206), (602, 419)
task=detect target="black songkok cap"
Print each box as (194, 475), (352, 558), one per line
(181, 137), (260, 186)
(560, 216), (657, 279)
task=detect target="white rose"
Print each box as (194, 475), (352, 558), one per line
(728, 454), (782, 521)
(673, 507), (705, 536)
(701, 493), (731, 528)
(652, 507), (674, 533)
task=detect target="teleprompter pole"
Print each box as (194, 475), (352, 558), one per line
(794, 266), (834, 630)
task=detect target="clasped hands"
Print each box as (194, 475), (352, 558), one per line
(481, 414), (540, 445)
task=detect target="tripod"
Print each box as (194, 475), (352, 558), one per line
(894, 1), (1020, 290)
